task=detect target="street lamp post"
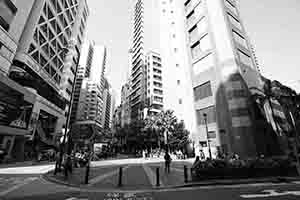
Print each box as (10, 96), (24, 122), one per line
(203, 113), (212, 160)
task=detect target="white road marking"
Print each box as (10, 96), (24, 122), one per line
(0, 177), (38, 197)
(240, 189), (300, 198)
(142, 164), (164, 187)
(88, 166), (130, 186)
(0, 165), (54, 174)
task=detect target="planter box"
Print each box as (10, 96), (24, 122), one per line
(191, 166), (297, 181)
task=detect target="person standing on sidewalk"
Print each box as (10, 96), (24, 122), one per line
(164, 152), (172, 173)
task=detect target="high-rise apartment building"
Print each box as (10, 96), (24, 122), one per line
(130, 0), (195, 130)
(0, 0), (89, 161)
(70, 39), (107, 134)
(183, 0), (263, 157)
(144, 51), (164, 116)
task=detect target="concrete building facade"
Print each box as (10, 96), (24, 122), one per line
(0, 0), (89, 161)
(183, 0), (263, 157)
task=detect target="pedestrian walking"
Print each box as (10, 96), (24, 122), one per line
(54, 151), (61, 175)
(200, 149), (205, 161)
(164, 152), (172, 173)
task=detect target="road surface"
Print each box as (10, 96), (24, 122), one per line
(0, 158), (300, 200)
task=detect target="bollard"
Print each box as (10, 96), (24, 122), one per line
(118, 167), (123, 187)
(156, 167), (160, 187)
(85, 163), (90, 184)
(184, 165), (188, 183)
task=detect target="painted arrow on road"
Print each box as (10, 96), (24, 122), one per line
(240, 189), (300, 198)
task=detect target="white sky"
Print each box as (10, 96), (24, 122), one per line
(86, 0), (300, 103)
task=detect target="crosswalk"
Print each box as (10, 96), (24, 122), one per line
(0, 177), (38, 197)
(0, 165), (54, 174)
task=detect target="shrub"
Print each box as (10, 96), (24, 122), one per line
(191, 157), (296, 181)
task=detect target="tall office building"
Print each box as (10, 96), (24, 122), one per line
(70, 39), (95, 125)
(101, 78), (114, 130)
(183, 0), (263, 157)
(0, 0), (38, 161)
(0, 0), (89, 161)
(71, 39), (107, 134)
(120, 82), (131, 127)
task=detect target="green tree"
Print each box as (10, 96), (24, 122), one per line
(145, 110), (189, 152)
(168, 120), (190, 151)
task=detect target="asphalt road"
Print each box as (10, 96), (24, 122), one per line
(1, 159), (300, 200)
(2, 179), (300, 200)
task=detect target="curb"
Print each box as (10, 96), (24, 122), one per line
(42, 171), (84, 189)
(169, 177), (300, 189)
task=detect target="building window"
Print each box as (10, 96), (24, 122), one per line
(176, 64), (179, 67)
(154, 75), (162, 81)
(191, 34), (212, 58)
(154, 89), (163, 95)
(153, 81), (162, 88)
(154, 96), (163, 103)
(189, 17), (207, 43)
(225, 0), (237, 16)
(152, 104), (163, 110)
(196, 106), (216, 125)
(232, 30), (248, 49)
(227, 12), (242, 30)
(174, 48), (178, 52)
(179, 99), (182, 104)
(153, 68), (162, 74)
(0, 0), (17, 31)
(193, 53), (214, 75)
(194, 81), (213, 101)
(238, 49), (253, 67)
(177, 80), (180, 85)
